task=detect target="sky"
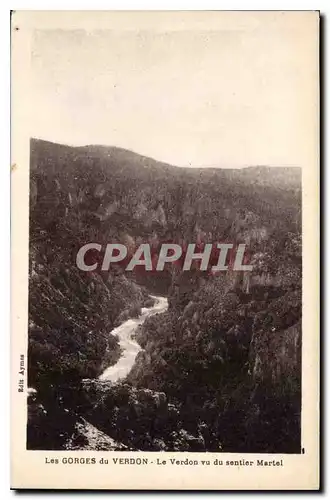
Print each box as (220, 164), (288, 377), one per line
(30, 13), (316, 168)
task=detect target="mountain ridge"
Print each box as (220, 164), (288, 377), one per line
(30, 137), (301, 184)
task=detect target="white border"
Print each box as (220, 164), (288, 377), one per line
(2, 1), (326, 498)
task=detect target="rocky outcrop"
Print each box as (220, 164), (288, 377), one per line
(65, 418), (129, 451)
(80, 380), (208, 452)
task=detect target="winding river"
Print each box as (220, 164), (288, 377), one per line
(99, 296), (168, 382)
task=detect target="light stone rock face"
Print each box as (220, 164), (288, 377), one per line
(65, 418), (129, 451)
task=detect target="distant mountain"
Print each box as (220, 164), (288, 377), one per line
(31, 138), (301, 186)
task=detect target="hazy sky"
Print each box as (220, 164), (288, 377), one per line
(30, 14), (316, 167)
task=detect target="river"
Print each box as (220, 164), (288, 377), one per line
(99, 296), (168, 382)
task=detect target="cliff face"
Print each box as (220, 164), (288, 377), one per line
(28, 139), (301, 452)
(250, 290), (301, 393)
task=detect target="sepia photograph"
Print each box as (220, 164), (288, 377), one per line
(11, 10), (319, 490)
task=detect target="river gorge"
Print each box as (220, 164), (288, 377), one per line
(99, 296), (168, 382)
